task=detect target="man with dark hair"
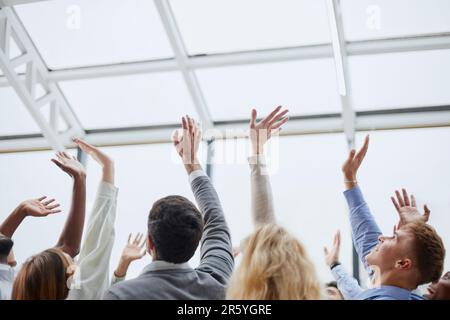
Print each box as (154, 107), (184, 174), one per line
(105, 116), (234, 300)
(341, 135), (445, 300)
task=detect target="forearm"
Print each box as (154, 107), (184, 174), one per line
(0, 204), (27, 238)
(344, 185), (381, 271)
(114, 258), (131, 278)
(56, 174), (86, 257)
(102, 163), (115, 185)
(249, 155), (275, 227)
(331, 264), (364, 300)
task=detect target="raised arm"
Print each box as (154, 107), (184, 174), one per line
(341, 135), (381, 273)
(173, 116), (234, 285)
(324, 230), (363, 299)
(248, 106), (288, 227)
(67, 138), (118, 300)
(51, 152), (86, 257)
(0, 197), (61, 238)
(111, 233), (146, 286)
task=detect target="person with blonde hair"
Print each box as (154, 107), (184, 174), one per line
(226, 106), (321, 300)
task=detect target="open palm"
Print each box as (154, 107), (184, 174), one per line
(122, 233), (146, 262)
(51, 151), (86, 178)
(391, 188), (430, 228)
(22, 196), (61, 217)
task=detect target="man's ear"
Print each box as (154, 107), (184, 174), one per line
(395, 258), (412, 270)
(147, 235), (155, 256)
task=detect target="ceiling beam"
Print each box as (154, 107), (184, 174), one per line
(0, 7), (84, 151)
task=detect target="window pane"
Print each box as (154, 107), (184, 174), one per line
(0, 87), (40, 136)
(170, 0), (330, 55)
(212, 134), (353, 282)
(349, 49), (450, 111)
(198, 59), (341, 121)
(0, 150), (78, 268)
(59, 72), (197, 129)
(15, 0), (173, 69)
(341, 0), (450, 41)
(355, 127), (450, 274)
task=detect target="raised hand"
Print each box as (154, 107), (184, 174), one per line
(114, 233), (146, 278)
(249, 106), (289, 155)
(20, 196), (61, 217)
(342, 135), (369, 189)
(391, 188), (430, 229)
(173, 115), (202, 174)
(51, 151), (86, 179)
(324, 230), (341, 267)
(73, 138), (114, 184)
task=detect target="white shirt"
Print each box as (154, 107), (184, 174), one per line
(66, 181), (118, 300)
(0, 264), (14, 300)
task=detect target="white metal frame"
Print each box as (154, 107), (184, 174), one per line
(0, 7), (84, 150)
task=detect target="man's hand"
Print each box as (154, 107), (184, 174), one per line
(73, 138), (115, 184)
(324, 230), (341, 267)
(342, 134), (369, 189)
(249, 106), (289, 155)
(114, 233), (146, 278)
(173, 115), (202, 174)
(391, 188), (430, 229)
(51, 151), (86, 179)
(20, 196), (61, 217)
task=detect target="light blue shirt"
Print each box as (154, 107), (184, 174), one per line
(343, 186), (423, 300)
(0, 263), (14, 300)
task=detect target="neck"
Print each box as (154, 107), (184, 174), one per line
(377, 271), (417, 291)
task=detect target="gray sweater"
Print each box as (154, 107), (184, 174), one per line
(104, 172), (234, 300)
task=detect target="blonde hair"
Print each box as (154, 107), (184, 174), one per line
(226, 224), (321, 300)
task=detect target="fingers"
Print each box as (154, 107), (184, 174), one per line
(270, 115), (289, 130)
(127, 233), (131, 244)
(355, 134), (369, 161)
(323, 246), (329, 256)
(402, 189), (410, 206)
(335, 230), (341, 246)
(37, 196), (47, 201)
(172, 130), (180, 146)
(42, 198), (55, 206)
(391, 196), (400, 213)
(261, 105), (282, 125)
(423, 204), (431, 221)
(410, 194), (417, 207)
(250, 108), (257, 128)
(51, 158), (65, 170)
(134, 233), (143, 245)
(267, 109), (289, 128)
(344, 149), (356, 166)
(46, 203), (60, 210)
(395, 190), (405, 207)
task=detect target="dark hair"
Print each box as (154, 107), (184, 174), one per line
(0, 234), (14, 260)
(148, 195), (204, 263)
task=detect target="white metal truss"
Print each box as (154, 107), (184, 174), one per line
(153, 0), (213, 129)
(326, 0), (355, 148)
(0, 7), (84, 150)
(1, 34), (448, 86)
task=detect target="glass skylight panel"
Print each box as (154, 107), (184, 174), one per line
(197, 59), (341, 121)
(170, 0), (331, 55)
(0, 86), (41, 136)
(341, 0), (450, 41)
(15, 0), (173, 69)
(349, 49), (450, 111)
(59, 72), (198, 129)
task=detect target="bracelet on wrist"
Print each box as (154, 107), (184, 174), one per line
(330, 261), (341, 270)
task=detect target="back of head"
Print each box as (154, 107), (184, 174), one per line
(148, 195), (204, 263)
(404, 221), (445, 286)
(0, 234), (14, 262)
(226, 224), (321, 300)
(12, 248), (70, 300)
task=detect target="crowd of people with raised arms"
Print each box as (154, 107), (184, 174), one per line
(0, 106), (449, 300)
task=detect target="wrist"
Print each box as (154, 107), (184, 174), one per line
(115, 258), (131, 278)
(330, 261), (341, 270)
(73, 171), (87, 181)
(184, 162), (202, 175)
(16, 202), (30, 217)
